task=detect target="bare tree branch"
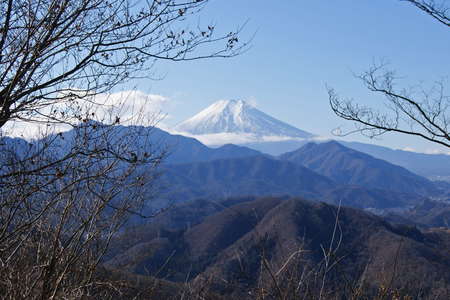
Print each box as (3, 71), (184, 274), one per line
(0, 0), (249, 128)
(329, 0), (449, 149)
(403, 0), (450, 26)
(0, 1), (248, 298)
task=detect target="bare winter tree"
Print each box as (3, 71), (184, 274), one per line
(328, 0), (449, 149)
(0, 0), (246, 127)
(0, 120), (167, 298)
(0, 0), (246, 298)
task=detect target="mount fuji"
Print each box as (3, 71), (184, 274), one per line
(174, 100), (314, 144)
(171, 100), (450, 179)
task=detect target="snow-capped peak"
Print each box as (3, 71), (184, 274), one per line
(174, 99), (314, 139)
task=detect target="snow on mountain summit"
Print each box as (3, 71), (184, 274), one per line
(174, 99), (314, 139)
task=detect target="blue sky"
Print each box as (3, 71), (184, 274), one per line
(135, 0), (449, 153)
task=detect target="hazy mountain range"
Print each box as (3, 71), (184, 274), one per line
(5, 103), (450, 298)
(279, 141), (438, 196)
(172, 99), (450, 180)
(3, 122), (447, 212)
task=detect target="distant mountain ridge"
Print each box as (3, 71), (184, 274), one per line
(152, 152), (428, 211)
(4, 124), (263, 165)
(159, 155), (337, 203)
(279, 141), (438, 196)
(172, 100), (450, 179)
(175, 99), (314, 138)
(242, 139), (450, 178)
(343, 141), (450, 179)
(387, 199), (450, 228)
(146, 127), (263, 164)
(2, 124), (440, 212)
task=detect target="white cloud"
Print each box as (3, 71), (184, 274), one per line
(396, 146), (450, 155)
(392, 146), (450, 155)
(86, 90), (169, 126)
(1, 120), (63, 140)
(423, 148), (450, 155)
(167, 130), (310, 146)
(1, 90), (171, 139)
(190, 133), (260, 145)
(245, 96), (258, 108)
(401, 147), (417, 152)
(311, 135), (334, 142)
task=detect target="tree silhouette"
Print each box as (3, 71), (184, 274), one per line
(329, 0), (449, 149)
(0, 0), (247, 298)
